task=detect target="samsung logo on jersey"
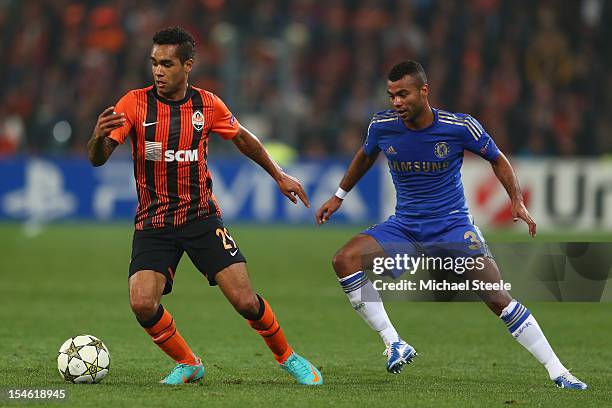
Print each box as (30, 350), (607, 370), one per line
(164, 149), (198, 162)
(389, 160), (449, 173)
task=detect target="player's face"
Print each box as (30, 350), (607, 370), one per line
(387, 75), (428, 122)
(150, 44), (193, 99)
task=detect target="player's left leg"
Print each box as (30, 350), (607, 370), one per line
(215, 263), (323, 385)
(439, 214), (587, 389)
(466, 256), (587, 390)
(180, 217), (321, 385)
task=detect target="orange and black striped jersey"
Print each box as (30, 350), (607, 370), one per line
(108, 84), (240, 230)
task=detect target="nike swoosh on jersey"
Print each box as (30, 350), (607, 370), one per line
(142, 121), (158, 127)
(230, 249), (238, 256)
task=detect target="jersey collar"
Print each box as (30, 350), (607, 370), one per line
(153, 84), (194, 106)
(400, 107), (438, 133)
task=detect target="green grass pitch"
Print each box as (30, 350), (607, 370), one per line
(1, 224), (611, 407)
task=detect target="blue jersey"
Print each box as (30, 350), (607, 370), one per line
(363, 108), (500, 219)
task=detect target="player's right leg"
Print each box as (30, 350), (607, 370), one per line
(128, 229), (203, 385)
(128, 271), (204, 384)
(332, 232), (416, 374)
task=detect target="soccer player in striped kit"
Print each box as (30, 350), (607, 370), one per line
(316, 60), (586, 390)
(87, 26), (322, 386)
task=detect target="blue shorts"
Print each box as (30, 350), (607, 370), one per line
(362, 213), (492, 277)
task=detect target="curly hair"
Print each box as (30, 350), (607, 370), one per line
(152, 26), (196, 63)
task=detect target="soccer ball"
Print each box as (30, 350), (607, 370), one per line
(57, 335), (110, 383)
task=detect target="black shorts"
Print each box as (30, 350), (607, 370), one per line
(129, 217), (246, 294)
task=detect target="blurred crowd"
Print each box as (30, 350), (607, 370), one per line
(0, 0), (609, 158)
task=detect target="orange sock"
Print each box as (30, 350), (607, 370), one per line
(247, 296), (293, 364)
(141, 305), (197, 365)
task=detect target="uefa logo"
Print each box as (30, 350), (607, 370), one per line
(192, 110), (204, 131)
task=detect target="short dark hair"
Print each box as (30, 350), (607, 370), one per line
(388, 60), (427, 86)
(152, 26), (196, 64)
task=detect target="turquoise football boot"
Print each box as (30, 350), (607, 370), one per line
(160, 357), (205, 384)
(280, 352), (323, 385)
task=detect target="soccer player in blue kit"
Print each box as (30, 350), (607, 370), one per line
(315, 61), (587, 390)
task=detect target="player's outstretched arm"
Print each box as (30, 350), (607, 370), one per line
(87, 107), (121, 166)
(232, 125), (310, 207)
(490, 152), (536, 237)
(315, 147), (379, 225)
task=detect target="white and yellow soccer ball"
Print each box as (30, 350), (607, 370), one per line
(57, 335), (110, 383)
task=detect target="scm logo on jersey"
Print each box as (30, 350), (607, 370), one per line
(192, 110), (204, 131)
(164, 149), (198, 162)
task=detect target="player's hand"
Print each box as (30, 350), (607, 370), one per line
(315, 196), (343, 225)
(277, 172), (310, 207)
(512, 200), (536, 238)
(94, 106), (126, 139)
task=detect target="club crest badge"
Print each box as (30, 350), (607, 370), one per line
(434, 142), (449, 158)
(192, 110), (204, 131)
